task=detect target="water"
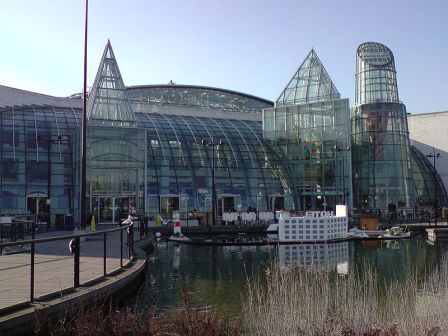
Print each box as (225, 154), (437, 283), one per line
(133, 234), (448, 315)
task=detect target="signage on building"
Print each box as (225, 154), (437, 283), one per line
(305, 211), (334, 218)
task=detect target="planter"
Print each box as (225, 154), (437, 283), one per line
(360, 213), (379, 230)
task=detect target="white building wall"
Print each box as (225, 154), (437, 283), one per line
(0, 85), (82, 108)
(408, 111), (448, 193)
(278, 209), (348, 242)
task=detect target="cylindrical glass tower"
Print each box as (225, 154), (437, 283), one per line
(351, 42), (415, 210)
(355, 42), (399, 105)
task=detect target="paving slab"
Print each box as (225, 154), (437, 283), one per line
(0, 227), (134, 313)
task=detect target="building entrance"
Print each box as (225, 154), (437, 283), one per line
(92, 195), (136, 224)
(160, 195), (179, 219)
(26, 193), (50, 224)
(269, 195), (285, 211)
(217, 195), (240, 213)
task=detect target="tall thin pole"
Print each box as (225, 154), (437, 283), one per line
(433, 147), (438, 211)
(427, 147), (441, 227)
(342, 151), (345, 205)
(432, 147), (438, 227)
(211, 144), (216, 226)
(80, 0), (88, 229)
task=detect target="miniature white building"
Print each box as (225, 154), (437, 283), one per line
(278, 205), (348, 242)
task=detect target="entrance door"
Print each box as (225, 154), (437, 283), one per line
(27, 197), (50, 222)
(269, 196), (285, 211)
(218, 196), (236, 213)
(98, 197), (113, 223)
(114, 196), (137, 222)
(160, 196), (179, 219)
(27, 193), (50, 225)
(93, 195), (136, 224)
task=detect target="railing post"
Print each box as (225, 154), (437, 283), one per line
(30, 222), (36, 303)
(120, 228), (123, 268)
(74, 236), (80, 287)
(127, 224), (134, 260)
(0, 224), (3, 255)
(103, 232), (106, 277)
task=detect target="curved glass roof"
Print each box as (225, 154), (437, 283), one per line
(135, 112), (293, 206)
(411, 146), (448, 207)
(0, 104), (294, 212)
(126, 85), (273, 112)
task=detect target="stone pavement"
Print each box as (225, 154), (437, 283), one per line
(0, 226), (135, 313)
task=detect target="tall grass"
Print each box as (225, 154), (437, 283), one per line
(243, 260), (448, 335)
(33, 258), (448, 335)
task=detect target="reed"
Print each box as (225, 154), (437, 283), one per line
(243, 260), (448, 335)
(33, 259), (448, 335)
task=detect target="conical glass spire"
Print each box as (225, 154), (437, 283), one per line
(276, 49), (340, 107)
(88, 40), (135, 126)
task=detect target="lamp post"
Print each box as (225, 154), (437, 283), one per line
(37, 135), (70, 230)
(200, 139), (224, 226)
(333, 145), (351, 205)
(426, 147), (441, 226)
(80, 0), (89, 231)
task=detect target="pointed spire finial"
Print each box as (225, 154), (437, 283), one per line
(87, 40), (135, 126)
(276, 49), (340, 107)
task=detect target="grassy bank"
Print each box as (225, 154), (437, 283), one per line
(33, 261), (448, 335)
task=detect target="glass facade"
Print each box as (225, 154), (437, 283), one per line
(264, 99), (351, 211)
(264, 49), (352, 211)
(352, 42), (415, 210)
(351, 103), (415, 208)
(0, 41), (445, 225)
(138, 114), (293, 218)
(0, 104), (294, 223)
(0, 105), (78, 222)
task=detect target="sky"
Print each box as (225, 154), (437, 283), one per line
(0, 0), (447, 114)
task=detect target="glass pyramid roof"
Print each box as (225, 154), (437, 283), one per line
(276, 49), (340, 107)
(88, 40), (135, 126)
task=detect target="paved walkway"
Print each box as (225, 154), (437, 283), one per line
(0, 227), (136, 313)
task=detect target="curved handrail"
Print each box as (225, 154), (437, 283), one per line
(0, 223), (133, 249)
(0, 221), (138, 305)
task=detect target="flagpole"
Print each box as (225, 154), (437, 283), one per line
(80, 0), (88, 229)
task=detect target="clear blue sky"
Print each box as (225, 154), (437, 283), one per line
(1, 0), (447, 114)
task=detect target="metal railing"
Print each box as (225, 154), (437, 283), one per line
(0, 223), (136, 304)
(0, 214), (58, 244)
(353, 207), (448, 227)
(145, 211), (278, 227)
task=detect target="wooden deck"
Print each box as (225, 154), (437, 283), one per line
(0, 228), (148, 335)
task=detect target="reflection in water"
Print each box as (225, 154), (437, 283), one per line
(172, 244), (181, 269)
(133, 236), (448, 315)
(278, 243), (348, 272)
(135, 239), (275, 315)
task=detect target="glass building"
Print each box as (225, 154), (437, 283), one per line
(0, 41), (446, 226)
(263, 50), (352, 211)
(351, 42), (415, 209)
(0, 41), (293, 225)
